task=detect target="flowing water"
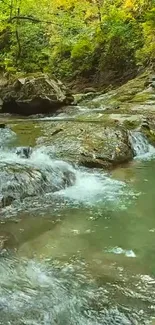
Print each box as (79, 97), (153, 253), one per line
(1, 117), (155, 324)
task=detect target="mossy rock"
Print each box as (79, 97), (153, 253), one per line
(123, 120), (140, 130)
(38, 121), (134, 168)
(142, 128), (155, 146)
(78, 71), (152, 114)
(131, 92), (153, 103)
(0, 159), (76, 205)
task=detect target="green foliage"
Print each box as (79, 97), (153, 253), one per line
(0, 0), (155, 83)
(71, 37), (94, 76)
(71, 38), (93, 59)
(17, 24), (49, 72)
(97, 16), (143, 76)
(136, 8), (155, 66)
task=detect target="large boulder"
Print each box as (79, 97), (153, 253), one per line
(0, 75), (74, 115)
(38, 122), (134, 168)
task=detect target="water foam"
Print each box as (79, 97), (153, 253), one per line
(0, 145), (131, 213)
(0, 143), (137, 214)
(29, 149), (129, 207)
(57, 168), (128, 205)
(0, 146), (74, 175)
(106, 247), (136, 258)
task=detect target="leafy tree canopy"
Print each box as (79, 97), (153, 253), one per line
(0, 0), (154, 85)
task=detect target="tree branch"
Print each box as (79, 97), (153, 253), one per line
(15, 7), (21, 61)
(9, 15), (59, 25)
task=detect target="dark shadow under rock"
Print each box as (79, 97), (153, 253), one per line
(0, 75), (74, 116)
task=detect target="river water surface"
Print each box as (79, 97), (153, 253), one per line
(0, 116), (155, 325)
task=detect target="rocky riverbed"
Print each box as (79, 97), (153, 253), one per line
(0, 71), (155, 325)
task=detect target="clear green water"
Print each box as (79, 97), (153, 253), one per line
(0, 118), (155, 324)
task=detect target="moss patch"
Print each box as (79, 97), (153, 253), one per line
(123, 120), (140, 130)
(76, 114), (118, 127)
(142, 128), (155, 146)
(131, 92), (152, 103)
(10, 121), (42, 147)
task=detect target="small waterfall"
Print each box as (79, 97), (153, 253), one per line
(129, 131), (155, 158)
(0, 147), (76, 205)
(0, 145), (128, 208)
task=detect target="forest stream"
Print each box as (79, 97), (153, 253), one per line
(1, 109), (155, 325)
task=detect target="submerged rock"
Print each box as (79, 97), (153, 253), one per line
(0, 75), (74, 116)
(40, 122), (134, 168)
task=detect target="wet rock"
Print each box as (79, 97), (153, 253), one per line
(40, 122), (134, 168)
(0, 75), (74, 116)
(141, 126), (155, 146)
(0, 126), (16, 146)
(141, 118), (150, 131)
(16, 146), (32, 159)
(144, 75), (155, 89)
(0, 159), (76, 205)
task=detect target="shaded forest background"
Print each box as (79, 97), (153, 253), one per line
(0, 0), (155, 88)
